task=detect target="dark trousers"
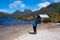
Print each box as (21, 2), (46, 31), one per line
(33, 26), (37, 33)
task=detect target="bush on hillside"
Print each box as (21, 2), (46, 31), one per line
(43, 18), (51, 23)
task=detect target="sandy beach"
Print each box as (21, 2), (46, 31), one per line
(0, 23), (60, 40)
(15, 28), (60, 40)
(0, 24), (34, 40)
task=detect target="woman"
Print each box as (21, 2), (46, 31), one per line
(32, 15), (41, 34)
(29, 15), (41, 34)
(32, 19), (38, 34)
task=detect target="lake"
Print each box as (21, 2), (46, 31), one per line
(0, 18), (32, 25)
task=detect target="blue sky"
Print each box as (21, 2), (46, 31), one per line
(0, 0), (60, 13)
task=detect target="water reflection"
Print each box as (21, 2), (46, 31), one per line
(0, 18), (32, 25)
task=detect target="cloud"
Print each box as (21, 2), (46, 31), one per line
(53, 0), (60, 3)
(31, 1), (51, 11)
(9, 0), (25, 8)
(37, 1), (50, 9)
(0, 9), (8, 13)
(20, 4), (25, 8)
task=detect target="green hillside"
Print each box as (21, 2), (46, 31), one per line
(35, 2), (60, 21)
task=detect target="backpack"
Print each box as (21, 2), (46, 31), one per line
(37, 15), (41, 24)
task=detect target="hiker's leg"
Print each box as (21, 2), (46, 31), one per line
(34, 27), (37, 33)
(33, 26), (35, 32)
(33, 26), (37, 33)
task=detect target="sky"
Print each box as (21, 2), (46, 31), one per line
(0, 0), (60, 13)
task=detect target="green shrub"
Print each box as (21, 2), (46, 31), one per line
(43, 18), (51, 23)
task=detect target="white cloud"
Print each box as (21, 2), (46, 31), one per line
(0, 9), (8, 13)
(9, 0), (25, 8)
(20, 4), (25, 8)
(53, 0), (60, 3)
(37, 1), (50, 9)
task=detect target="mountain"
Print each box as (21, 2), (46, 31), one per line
(32, 2), (60, 21)
(24, 9), (33, 14)
(36, 2), (60, 21)
(11, 9), (33, 19)
(35, 2), (60, 14)
(12, 10), (23, 16)
(11, 10), (24, 18)
(0, 12), (10, 18)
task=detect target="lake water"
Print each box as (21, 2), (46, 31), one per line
(0, 18), (32, 25)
